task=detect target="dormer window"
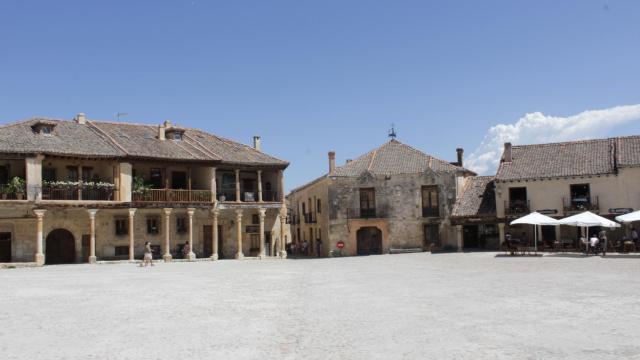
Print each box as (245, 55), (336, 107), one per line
(31, 121), (57, 136)
(165, 128), (185, 141)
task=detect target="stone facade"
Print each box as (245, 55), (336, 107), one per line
(288, 140), (473, 257)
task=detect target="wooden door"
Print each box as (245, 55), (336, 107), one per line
(45, 229), (76, 264)
(203, 225), (212, 257)
(0, 232), (11, 262)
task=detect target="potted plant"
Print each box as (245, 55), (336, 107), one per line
(132, 177), (150, 200)
(0, 185), (8, 200)
(9, 177), (25, 200)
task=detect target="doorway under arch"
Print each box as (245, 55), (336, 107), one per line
(356, 227), (382, 255)
(46, 229), (76, 264)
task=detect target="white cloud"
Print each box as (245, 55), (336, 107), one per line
(465, 104), (640, 175)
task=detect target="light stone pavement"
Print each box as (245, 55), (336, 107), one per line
(1, 253), (639, 360)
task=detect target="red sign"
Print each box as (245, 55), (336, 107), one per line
(336, 241), (345, 249)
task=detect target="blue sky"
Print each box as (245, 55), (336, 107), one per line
(2, 1), (640, 190)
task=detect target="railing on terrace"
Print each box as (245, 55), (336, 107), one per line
(41, 185), (116, 201)
(133, 189), (212, 203)
(216, 190), (280, 202)
(0, 184), (19, 200)
(504, 200), (530, 216)
(563, 196), (599, 212)
(217, 190), (237, 202)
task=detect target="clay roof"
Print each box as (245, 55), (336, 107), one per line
(0, 117), (288, 167)
(496, 136), (640, 181)
(331, 139), (473, 177)
(451, 176), (496, 218)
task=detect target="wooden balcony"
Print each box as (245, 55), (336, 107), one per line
(132, 189), (212, 203)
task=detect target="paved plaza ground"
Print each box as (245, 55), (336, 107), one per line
(1, 252), (639, 360)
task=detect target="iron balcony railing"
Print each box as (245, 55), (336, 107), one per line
(505, 200), (530, 216)
(422, 207), (440, 218)
(41, 185), (116, 201)
(563, 196), (599, 212)
(347, 205), (390, 219)
(133, 189), (212, 203)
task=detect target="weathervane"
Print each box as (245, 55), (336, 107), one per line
(388, 124), (397, 139)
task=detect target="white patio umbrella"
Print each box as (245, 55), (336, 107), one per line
(510, 212), (558, 254)
(615, 210), (640, 223)
(556, 211), (621, 253)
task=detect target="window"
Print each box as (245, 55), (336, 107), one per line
(176, 217), (187, 234)
(42, 168), (56, 182)
(222, 173), (236, 189)
(115, 218), (128, 236)
(359, 188), (376, 218)
(67, 167), (79, 182)
(150, 168), (163, 189)
(41, 126), (53, 135)
(421, 186), (439, 217)
(569, 184), (592, 210)
(81, 167), (93, 182)
(317, 198), (322, 213)
(147, 217), (159, 235)
(172, 132), (183, 141)
(508, 187), (528, 213)
(114, 246), (129, 256)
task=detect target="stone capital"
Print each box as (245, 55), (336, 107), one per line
(211, 208), (220, 217)
(163, 208), (172, 216)
(128, 208), (137, 217)
(87, 209), (99, 218)
(235, 209), (243, 218)
(259, 208), (266, 218)
(33, 209), (46, 218)
(187, 208), (196, 217)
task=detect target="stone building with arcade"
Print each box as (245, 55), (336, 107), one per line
(287, 138), (475, 256)
(0, 113), (289, 266)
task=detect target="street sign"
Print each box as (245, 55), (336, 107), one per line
(336, 241), (345, 249)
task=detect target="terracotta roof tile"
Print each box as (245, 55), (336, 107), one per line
(451, 176), (496, 218)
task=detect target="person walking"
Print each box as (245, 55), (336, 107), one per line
(631, 227), (639, 247)
(182, 241), (190, 259)
(140, 241), (154, 267)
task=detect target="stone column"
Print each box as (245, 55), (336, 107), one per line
(187, 208), (196, 261)
(278, 169), (285, 202)
(498, 222), (506, 248)
(210, 167), (217, 202)
(279, 207), (287, 258)
(456, 225), (463, 252)
(87, 209), (98, 263)
(34, 209), (46, 266)
(235, 209), (244, 259)
(235, 169), (241, 202)
(211, 209), (219, 260)
(119, 162), (133, 202)
(163, 208), (172, 262)
(128, 208), (136, 262)
(258, 208), (266, 259)
(257, 170), (263, 202)
(26, 154), (44, 201)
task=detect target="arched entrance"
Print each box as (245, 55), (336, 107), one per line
(46, 229), (76, 264)
(356, 227), (382, 255)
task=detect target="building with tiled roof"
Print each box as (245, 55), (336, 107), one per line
(0, 113), (290, 266)
(491, 135), (640, 251)
(287, 138), (475, 256)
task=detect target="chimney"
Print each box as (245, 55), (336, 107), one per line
(164, 120), (172, 128)
(504, 142), (512, 162)
(75, 113), (86, 125)
(253, 136), (262, 152)
(328, 151), (336, 174)
(456, 148), (464, 167)
(158, 124), (166, 140)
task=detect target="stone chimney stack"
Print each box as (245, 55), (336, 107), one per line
(158, 124), (166, 140)
(253, 136), (262, 152)
(75, 113), (86, 125)
(328, 151), (336, 174)
(504, 142), (512, 162)
(456, 148), (464, 167)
